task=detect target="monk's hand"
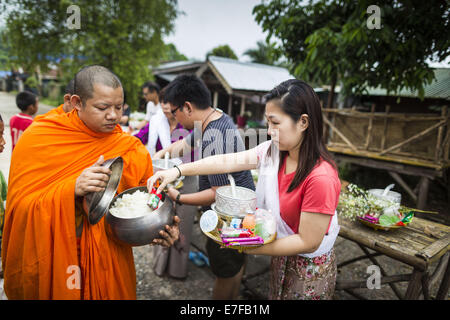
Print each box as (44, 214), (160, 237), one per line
(147, 167), (179, 194)
(152, 216), (181, 247)
(75, 155), (112, 197)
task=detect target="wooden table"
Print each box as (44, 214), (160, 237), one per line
(336, 216), (450, 299)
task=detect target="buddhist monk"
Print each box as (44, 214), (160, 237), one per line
(1, 65), (180, 300)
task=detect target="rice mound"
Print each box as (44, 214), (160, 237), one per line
(109, 190), (155, 219)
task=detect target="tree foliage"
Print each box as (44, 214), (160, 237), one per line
(243, 40), (287, 67)
(1, 0), (179, 108)
(253, 0), (450, 101)
(161, 43), (188, 62)
(206, 44), (238, 60)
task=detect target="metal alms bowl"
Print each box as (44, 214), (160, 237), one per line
(105, 186), (175, 246)
(83, 156), (124, 225)
(215, 186), (257, 218)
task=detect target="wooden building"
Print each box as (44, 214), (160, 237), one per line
(152, 56), (294, 125)
(323, 68), (450, 212)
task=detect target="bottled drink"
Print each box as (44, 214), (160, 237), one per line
(242, 210), (256, 232)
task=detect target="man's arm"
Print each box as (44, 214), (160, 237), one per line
(166, 185), (224, 207)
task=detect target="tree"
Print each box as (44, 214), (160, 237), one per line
(0, 29), (10, 71)
(1, 0), (179, 108)
(206, 44), (238, 60)
(253, 0), (450, 106)
(161, 43), (188, 62)
(243, 40), (285, 66)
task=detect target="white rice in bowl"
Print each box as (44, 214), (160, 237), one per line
(109, 190), (157, 219)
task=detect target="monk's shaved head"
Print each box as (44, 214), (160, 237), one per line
(74, 65), (123, 105)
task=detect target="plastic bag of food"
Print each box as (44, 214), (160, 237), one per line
(254, 208), (276, 240)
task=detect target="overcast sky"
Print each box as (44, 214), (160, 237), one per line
(164, 0), (268, 62)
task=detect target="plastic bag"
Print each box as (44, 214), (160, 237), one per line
(254, 208), (277, 240)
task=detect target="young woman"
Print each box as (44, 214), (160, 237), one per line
(148, 79), (341, 300)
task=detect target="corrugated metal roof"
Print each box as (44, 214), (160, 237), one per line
(153, 60), (202, 72)
(207, 56), (295, 92)
(365, 68), (450, 100)
(155, 73), (177, 82)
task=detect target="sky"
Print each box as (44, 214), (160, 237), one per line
(163, 0), (269, 62)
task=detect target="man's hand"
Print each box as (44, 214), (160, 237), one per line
(166, 186), (180, 202)
(75, 155), (112, 197)
(151, 216), (181, 247)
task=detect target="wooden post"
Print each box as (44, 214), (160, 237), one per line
(213, 91), (218, 108)
(388, 171), (417, 202)
(436, 253), (450, 300)
(227, 95), (232, 116)
(364, 104), (376, 150)
(435, 106), (447, 161)
(404, 268), (424, 299)
(380, 105), (390, 151)
(442, 105), (450, 161)
(416, 176), (430, 210)
(240, 96), (246, 116)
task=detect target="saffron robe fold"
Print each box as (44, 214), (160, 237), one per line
(34, 104), (66, 122)
(1, 110), (153, 299)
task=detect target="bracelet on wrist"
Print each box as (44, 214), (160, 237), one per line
(176, 191), (182, 205)
(174, 165), (182, 178)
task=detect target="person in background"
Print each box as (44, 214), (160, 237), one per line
(133, 81), (161, 131)
(147, 87), (185, 156)
(10, 91), (38, 151)
(0, 113), (7, 281)
(119, 90), (131, 128)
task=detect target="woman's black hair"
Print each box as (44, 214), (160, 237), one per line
(265, 79), (337, 192)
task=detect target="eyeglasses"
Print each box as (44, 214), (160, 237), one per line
(171, 105), (182, 116)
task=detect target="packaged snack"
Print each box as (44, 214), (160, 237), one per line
(222, 235), (264, 246)
(148, 187), (163, 210)
(220, 227), (253, 238)
(230, 218), (242, 229)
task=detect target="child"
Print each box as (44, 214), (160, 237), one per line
(0, 113), (7, 279)
(10, 91), (38, 151)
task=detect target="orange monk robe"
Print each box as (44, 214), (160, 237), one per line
(1, 109), (153, 300)
(34, 104), (66, 121)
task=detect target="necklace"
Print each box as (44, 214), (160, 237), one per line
(201, 107), (217, 132)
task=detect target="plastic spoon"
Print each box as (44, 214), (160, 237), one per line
(164, 152), (169, 169)
(382, 184), (395, 196)
(228, 174), (237, 198)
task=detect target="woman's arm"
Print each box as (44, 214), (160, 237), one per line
(148, 147), (258, 193)
(245, 212), (331, 256)
(153, 138), (188, 160)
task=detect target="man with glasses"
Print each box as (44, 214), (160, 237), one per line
(152, 74), (255, 300)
